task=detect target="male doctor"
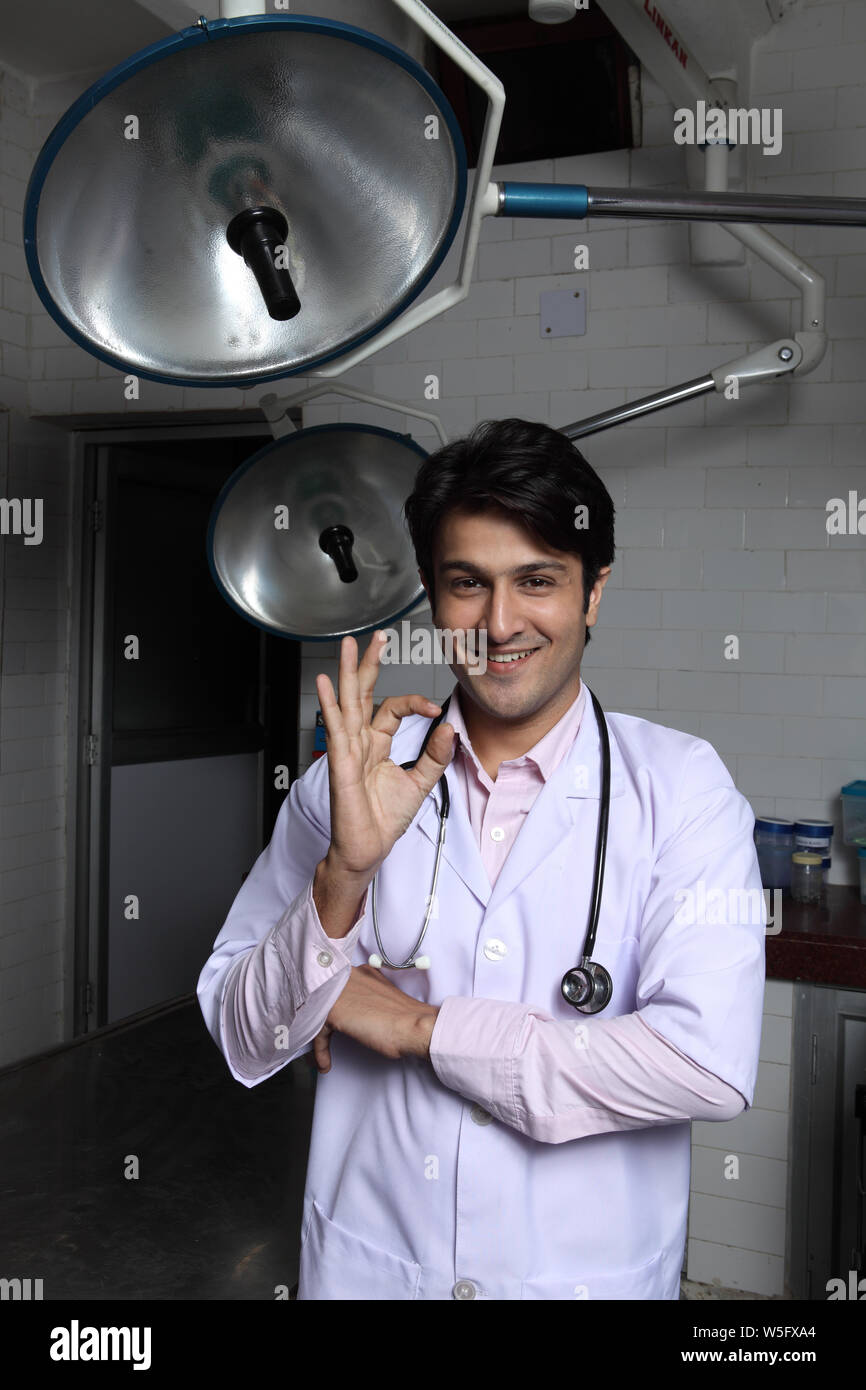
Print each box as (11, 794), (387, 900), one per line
(197, 417), (766, 1301)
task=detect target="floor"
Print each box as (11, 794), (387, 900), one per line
(0, 1001), (315, 1300)
(0, 1003), (788, 1302)
(681, 1278), (786, 1300)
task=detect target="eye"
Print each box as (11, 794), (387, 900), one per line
(451, 576), (553, 591)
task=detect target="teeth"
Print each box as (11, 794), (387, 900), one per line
(489, 650), (535, 663)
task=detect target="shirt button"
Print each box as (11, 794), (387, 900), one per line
(490, 827), (505, 842)
(316, 950), (333, 967)
(483, 938), (507, 961)
(470, 1104), (493, 1125)
(452, 1280), (477, 1300)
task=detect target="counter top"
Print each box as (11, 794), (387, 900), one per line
(766, 885), (866, 990)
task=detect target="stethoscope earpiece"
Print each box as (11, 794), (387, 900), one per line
(367, 953), (431, 970)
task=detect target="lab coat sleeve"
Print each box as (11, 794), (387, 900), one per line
(429, 736), (764, 1142)
(630, 735), (765, 1100)
(196, 757), (368, 1088)
(217, 879), (368, 1086)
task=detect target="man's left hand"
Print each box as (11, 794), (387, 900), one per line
(312, 964), (439, 1073)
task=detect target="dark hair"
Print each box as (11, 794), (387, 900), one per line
(403, 417), (615, 645)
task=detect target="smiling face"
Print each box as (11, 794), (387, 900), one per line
(421, 503), (611, 731)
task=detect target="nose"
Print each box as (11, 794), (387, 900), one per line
(483, 580), (529, 647)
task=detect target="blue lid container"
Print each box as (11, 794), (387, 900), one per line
(794, 820), (834, 837)
(842, 783), (866, 844)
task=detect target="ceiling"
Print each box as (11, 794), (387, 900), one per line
(1, 0), (172, 81)
(1, 0), (776, 85)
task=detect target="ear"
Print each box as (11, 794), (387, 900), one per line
(586, 566), (612, 629)
(419, 568), (434, 612)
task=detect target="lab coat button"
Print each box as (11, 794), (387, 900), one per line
(483, 938), (507, 961)
(470, 1104), (493, 1125)
(452, 1280), (477, 1299)
(316, 950), (333, 967)
(490, 826), (505, 842)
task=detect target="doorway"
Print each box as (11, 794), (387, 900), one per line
(73, 429), (299, 1032)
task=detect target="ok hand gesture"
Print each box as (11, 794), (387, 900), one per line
(316, 631), (456, 881)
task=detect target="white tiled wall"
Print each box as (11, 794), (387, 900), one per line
(689, 979), (793, 1296)
(1, 64), (73, 1063)
(0, 408), (71, 1062)
(1, 0), (864, 1297)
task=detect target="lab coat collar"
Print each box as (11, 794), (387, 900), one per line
(416, 681), (625, 912)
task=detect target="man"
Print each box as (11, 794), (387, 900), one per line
(197, 417), (765, 1300)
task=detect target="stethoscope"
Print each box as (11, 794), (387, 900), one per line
(368, 686), (614, 1015)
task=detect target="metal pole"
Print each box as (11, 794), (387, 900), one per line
(498, 184), (866, 228)
(560, 376), (716, 439)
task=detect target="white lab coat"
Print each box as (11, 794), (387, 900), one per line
(197, 684), (766, 1300)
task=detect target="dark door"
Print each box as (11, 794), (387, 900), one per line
(78, 434), (299, 1029)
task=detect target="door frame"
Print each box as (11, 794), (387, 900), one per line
(68, 422), (290, 1039)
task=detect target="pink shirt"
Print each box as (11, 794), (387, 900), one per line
(219, 680), (745, 1135)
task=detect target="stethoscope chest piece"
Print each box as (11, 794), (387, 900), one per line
(561, 958), (613, 1014)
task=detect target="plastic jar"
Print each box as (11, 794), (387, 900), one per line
(794, 819), (833, 876)
(841, 781), (866, 844)
(790, 852), (824, 906)
(859, 848), (866, 907)
(754, 818), (795, 890)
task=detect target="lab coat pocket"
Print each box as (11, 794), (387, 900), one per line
(298, 1198), (423, 1300)
(521, 1248), (668, 1300)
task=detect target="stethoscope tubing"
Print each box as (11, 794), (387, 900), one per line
(369, 685), (610, 980)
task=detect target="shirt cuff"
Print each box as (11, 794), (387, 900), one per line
(270, 877), (367, 1011)
(429, 995), (530, 1121)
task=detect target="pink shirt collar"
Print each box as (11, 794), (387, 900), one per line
(443, 677), (587, 783)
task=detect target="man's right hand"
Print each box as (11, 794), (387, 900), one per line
(315, 631), (456, 885)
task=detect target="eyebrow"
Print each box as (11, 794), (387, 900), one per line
(438, 559), (570, 577)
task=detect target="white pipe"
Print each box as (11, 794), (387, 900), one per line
(726, 223), (824, 331)
(594, 0), (731, 112)
(259, 383), (448, 444)
(703, 141), (731, 193)
(702, 140), (826, 369)
(608, 4), (827, 379)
